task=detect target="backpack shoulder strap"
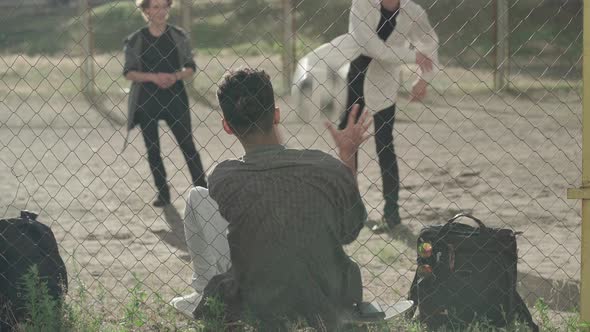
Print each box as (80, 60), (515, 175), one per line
(406, 271), (419, 320)
(514, 292), (539, 332)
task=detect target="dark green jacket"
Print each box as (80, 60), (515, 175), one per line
(121, 25), (195, 151)
(195, 146), (368, 331)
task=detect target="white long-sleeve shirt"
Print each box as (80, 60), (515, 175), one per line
(293, 0), (440, 112)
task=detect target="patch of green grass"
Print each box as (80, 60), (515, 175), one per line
(10, 265), (585, 332)
(0, 7), (77, 55)
(121, 273), (148, 329)
(19, 265), (65, 331)
(535, 298), (586, 332)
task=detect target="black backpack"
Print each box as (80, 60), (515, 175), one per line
(0, 211), (68, 330)
(407, 213), (538, 331)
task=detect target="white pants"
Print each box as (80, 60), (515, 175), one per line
(171, 186), (230, 317)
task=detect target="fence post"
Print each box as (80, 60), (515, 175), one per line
(79, 0), (95, 96)
(181, 0), (191, 35)
(567, 0), (590, 327)
(493, 0), (509, 91)
(282, 0), (295, 93)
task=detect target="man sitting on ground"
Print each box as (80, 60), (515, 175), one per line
(172, 68), (371, 330)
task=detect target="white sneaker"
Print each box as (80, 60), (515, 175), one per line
(170, 292), (202, 318)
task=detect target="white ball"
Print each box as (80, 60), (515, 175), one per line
(291, 54), (350, 124)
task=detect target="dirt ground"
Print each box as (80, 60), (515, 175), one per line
(0, 54), (583, 326)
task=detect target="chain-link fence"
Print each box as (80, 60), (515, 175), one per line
(0, 0), (585, 330)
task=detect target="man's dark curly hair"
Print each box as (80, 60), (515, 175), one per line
(217, 68), (276, 138)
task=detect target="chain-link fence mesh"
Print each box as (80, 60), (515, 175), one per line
(0, 0), (584, 330)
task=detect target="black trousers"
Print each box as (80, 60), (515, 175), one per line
(138, 106), (207, 201)
(339, 56), (400, 221)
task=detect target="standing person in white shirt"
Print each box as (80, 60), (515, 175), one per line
(293, 0), (439, 233)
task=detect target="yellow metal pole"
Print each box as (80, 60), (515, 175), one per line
(582, 0), (590, 325)
(569, 0), (590, 327)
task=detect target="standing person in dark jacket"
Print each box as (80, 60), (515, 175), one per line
(123, 0), (207, 207)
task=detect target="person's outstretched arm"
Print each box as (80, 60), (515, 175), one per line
(325, 104), (372, 179)
(407, 4), (440, 101)
(325, 104), (371, 243)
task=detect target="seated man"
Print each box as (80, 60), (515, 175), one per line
(173, 68), (371, 330)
